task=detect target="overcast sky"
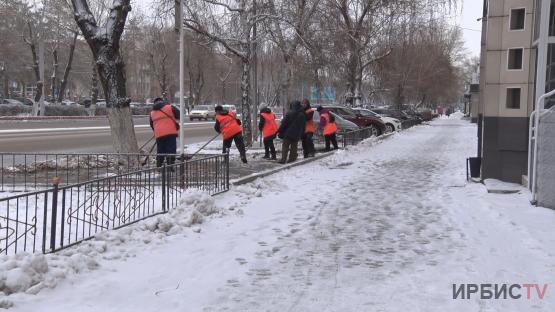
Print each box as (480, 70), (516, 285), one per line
(451, 0), (483, 57)
(135, 0), (484, 57)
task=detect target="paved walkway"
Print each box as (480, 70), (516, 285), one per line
(12, 118), (555, 311)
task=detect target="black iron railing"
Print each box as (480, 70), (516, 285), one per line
(401, 118), (422, 129)
(0, 154), (229, 255)
(0, 152), (218, 194)
(341, 128), (376, 147)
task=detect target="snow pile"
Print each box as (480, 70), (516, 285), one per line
(4, 155), (125, 174)
(0, 189), (219, 304)
(448, 111), (465, 119)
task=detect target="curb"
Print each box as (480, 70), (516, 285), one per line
(231, 132), (397, 186)
(231, 151), (337, 186)
(0, 115), (151, 121)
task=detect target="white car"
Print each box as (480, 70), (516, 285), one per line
(61, 100), (78, 106)
(353, 108), (402, 133)
(190, 105), (216, 121)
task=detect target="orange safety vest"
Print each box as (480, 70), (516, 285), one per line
(216, 112), (242, 140)
(305, 108), (315, 133)
(150, 105), (178, 139)
(322, 113), (337, 136)
(260, 112), (278, 138)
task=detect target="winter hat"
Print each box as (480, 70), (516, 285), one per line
(154, 98), (165, 105)
(215, 105), (224, 112)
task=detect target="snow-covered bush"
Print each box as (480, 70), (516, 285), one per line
(0, 104), (32, 116)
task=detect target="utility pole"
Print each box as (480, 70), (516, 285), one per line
(38, 39), (45, 116)
(252, 0), (259, 144)
(178, 0), (185, 154)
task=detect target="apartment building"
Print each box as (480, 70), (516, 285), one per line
(479, 0), (555, 209)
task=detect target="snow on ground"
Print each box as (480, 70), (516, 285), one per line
(4, 117), (555, 311)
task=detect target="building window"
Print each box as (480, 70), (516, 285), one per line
(506, 88), (521, 109)
(508, 48), (523, 70)
(510, 8), (525, 30)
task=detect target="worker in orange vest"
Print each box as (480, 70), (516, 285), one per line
(149, 98), (180, 167)
(258, 107), (278, 160)
(317, 106), (338, 151)
(214, 105), (247, 163)
(301, 99), (315, 158)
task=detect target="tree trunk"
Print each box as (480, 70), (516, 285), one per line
(51, 49), (59, 102)
(71, 0), (138, 154)
(240, 58), (253, 145)
(57, 33), (78, 103)
(96, 50), (139, 154)
(89, 60), (98, 116)
(279, 56), (293, 114)
(353, 64), (363, 107)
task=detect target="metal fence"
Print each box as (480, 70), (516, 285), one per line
(0, 154), (229, 255)
(341, 127), (377, 147)
(401, 118), (422, 129)
(0, 152), (215, 194)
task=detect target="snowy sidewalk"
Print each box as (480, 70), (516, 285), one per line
(9, 118), (555, 311)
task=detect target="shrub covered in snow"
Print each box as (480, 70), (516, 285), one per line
(0, 104), (32, 116)
(0, 189), (220, 305)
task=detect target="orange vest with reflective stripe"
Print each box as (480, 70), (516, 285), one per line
(216, 112), (242, 140)
(322, 113), (337, 136)
(150, 105), (178, 139)
(305, 108), (315, 133)
(260, 112), (278, 138)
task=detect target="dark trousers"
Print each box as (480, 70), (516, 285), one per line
(156, 135), (177, 167)
(301, 132), (315, 157)
(280, 138), (299, 163)
(223, 132), (247, 159)
(263, 135), (276, 157)
(324, 133), (338, 151)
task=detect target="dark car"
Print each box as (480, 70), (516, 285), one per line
(13, 98), (34, 106)
(322, 105), (386, 136)
(372, 108), (411, 120)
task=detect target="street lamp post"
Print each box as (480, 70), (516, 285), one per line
(179, 0), (185, 155)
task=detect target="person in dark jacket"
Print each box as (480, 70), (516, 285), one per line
(301, 99), (315, 158)
(277, 100), (306, 164)
(258, 107), (278, 159)
(149, 98), (180, 167)
(214, 105), (247, 163)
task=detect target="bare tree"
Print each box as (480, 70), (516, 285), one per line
(183, 0), (267, 144)
(265, 0), (320, 112)
(57, 31), (79, 103)
(71, 0), (139, 153)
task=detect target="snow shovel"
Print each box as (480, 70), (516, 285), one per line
(141, 141), (157, 166)
(184, 133), (221, 160)
(139, 136), (155, 153)
(184, 118), (237, 160)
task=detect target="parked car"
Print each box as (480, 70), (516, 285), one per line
(0, 99), (25, 105)
(353, 108), (402, 133)
(190, 105), (216, 121)
(321, 105), (386, 136)
(313, 110), (359, 132)
(61, 100), (78, 106)
(372, 108), (410, 121)
(13, 98), (34, 106)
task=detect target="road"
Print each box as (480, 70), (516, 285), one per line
(0, 117), (215, 153)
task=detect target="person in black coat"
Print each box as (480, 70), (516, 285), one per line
(277, 100), (306, 164)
